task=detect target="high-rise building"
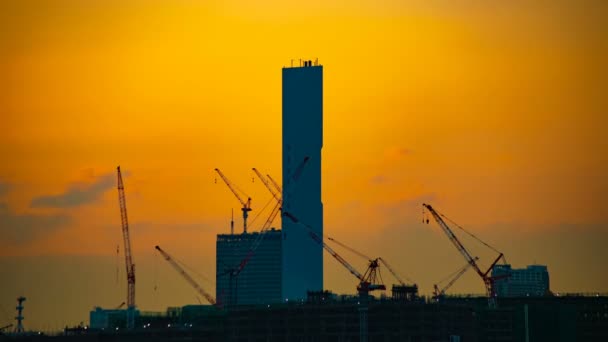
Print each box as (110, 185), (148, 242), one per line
(492, 264), (550, 297)
(216, 229), (282, 305)
(281, 60), (324, 300)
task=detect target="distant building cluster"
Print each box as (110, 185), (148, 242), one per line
(492, 264), (550, 297)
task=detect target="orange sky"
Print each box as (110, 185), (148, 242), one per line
(1, 0), (607, 331)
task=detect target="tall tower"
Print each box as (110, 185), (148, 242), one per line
(281, 60), (323, 300)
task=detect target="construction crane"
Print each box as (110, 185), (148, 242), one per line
(264, 156), (309, 195)
(0, 324), (13, 333)
(252, 169), (282, 231)
(282, 212), (385, 295)
(283, 211), (383, 342)
(423, 203), (506, 301)
(117, 166), (135, 329)
(378, 258), (415, 286)
(326, 236), (418, 300)
(252, 169), (280, 202)
(266, 174), (282, 194)
(155, 246), (217, 306)
(292, 156), (310, 182)
(215, 168), (252, 234)
(433, 258), (478, 299)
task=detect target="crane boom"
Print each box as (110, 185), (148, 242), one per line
(292, 156), (310, 182)
(266, 174), (282, 193)
(433, 257), (478, 298)
(283, 211), (365, 281)
(423, 203), (506, 299)
(378, 258), (414, 286)
(117, 166), (136, 324)
(215, 168), (252, 233)
(423, 204), (483, 278)
(252, 169), (280, 202)
(327, 236), (372, 261)
(155, 246), (217, 306)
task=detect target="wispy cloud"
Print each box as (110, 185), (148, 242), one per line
(30, 173), (115, 208)
(0, 203), (70, 245)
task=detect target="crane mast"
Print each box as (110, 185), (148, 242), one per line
(155, 246), (217, 306)
(215, 168), (252, 234)
(423, 203), (505, 300)
(117, 166), (136, 329)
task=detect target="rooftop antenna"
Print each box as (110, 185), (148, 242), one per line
(230, 208), (234, 235)
(15, 296), (25, 333)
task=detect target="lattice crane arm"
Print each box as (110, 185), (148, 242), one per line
(214, 168), (250, 209)
(378, 258), (415, 286)
(155, 246), (216, 305)
(117, 166), (136, 309)
(423, 203), (484, 278)
(326, 236), (372, 261)
(434, 257), (478, 297)
(283, 211), (364, 282)
(252, 168), (280, 202)
(261, 200), (282, 231)
(266, 174), (282, 194)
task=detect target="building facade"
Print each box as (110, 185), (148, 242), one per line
(216, 229), (282, 306)
(281, 61), (324, 300)
(492, 264), (550, 297)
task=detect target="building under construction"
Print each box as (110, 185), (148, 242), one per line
(78, 293), (608, 341)
(216, 229), (282, 306)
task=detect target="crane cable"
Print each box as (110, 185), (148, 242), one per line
(436, 210), (503, 256)
(435, 261), (470, 286)
(246, 193), (275, 229)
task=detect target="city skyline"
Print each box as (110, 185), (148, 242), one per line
(1, 0), (607, 331)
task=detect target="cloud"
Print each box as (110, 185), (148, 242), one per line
(376, 192), (438, 220)
(30, 173), (115, 208)
(0, 203), (70, 245)
(384, 146), (413, 161)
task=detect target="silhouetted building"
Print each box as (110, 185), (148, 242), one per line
(89, 307), (140, 329)
(216, 229), (282, 306)
(492, 264), (550, 297)
(281, 60), (324, 301)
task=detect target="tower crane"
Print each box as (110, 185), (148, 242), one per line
(252, 169), (282, 231)
(266, 155), (308, 195)
(215, 169), (252, 234)
(283, 211), (384, 342)
(282, 212), (385, 295)
(252, 169), (280, 202)
(423, 203), (506, 302)
(155, 246), (217, 306)
(266, 174), (282, 194)
(433, 258), (478, 299)
(117, 166), (136, 329)
(291, 156), (310, 182)
(326, 236), (418, 299)
(0, 324), (13, 333)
